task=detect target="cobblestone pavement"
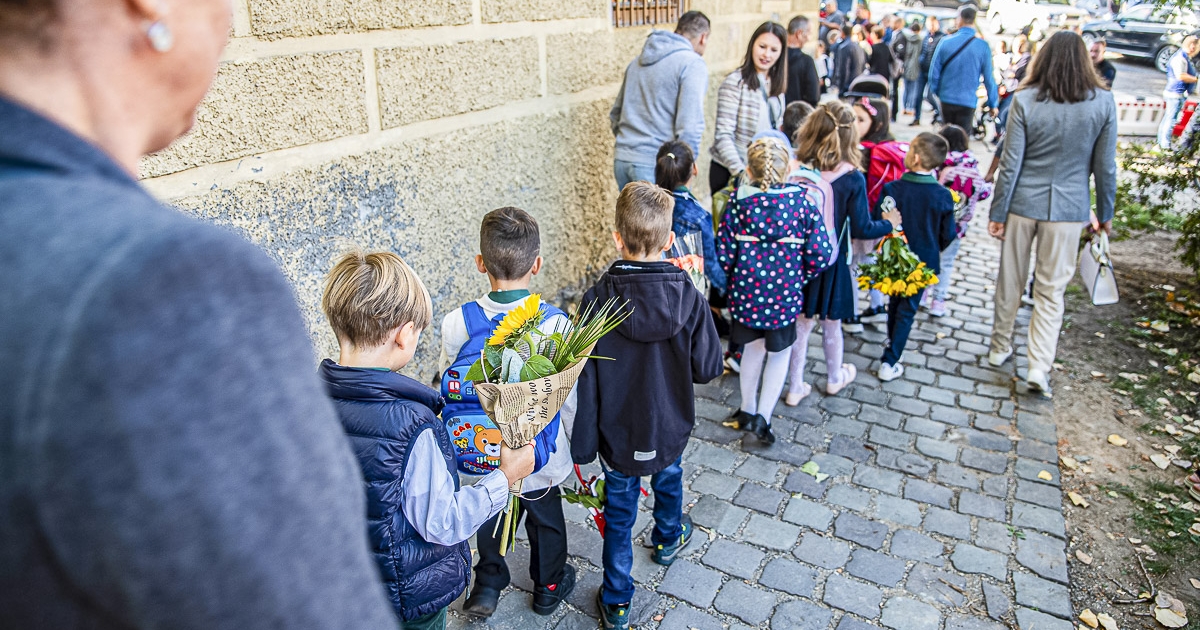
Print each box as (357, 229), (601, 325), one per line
(450, 210), (1073, 630)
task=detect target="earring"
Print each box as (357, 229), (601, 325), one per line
(147, 20), (174, 53)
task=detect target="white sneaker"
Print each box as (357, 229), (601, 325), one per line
(988, 347), (1012, 367)
(1026, 368), (1052, 398)
(878, 362), (904, 382)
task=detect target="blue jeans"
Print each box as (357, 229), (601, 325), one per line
(614, 159), (655, 191)
(934, 237), (962, 301)
(903, 77), (920, 111)
(883, 290), (924, 366)
(912, 71), (939, 123)
(600, 458), (684, 606)
(1159, 96), (1187, 149)
(996, 94), (1013, 137)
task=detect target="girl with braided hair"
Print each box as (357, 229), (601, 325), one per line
(786, 101), (901, 402)
(717, 138), (837, 446)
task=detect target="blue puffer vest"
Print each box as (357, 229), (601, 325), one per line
(319, 359), (470, 621)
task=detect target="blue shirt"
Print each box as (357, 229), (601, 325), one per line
(928, 27), (998, 109)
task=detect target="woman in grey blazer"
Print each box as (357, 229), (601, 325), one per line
(986, 31), (1117, 397)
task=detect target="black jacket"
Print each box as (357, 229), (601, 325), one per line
(786, 48), (821, 106)
(868, 41), (895, 79)
(571, 261), (723, 476)
(832, 39), (867, 93)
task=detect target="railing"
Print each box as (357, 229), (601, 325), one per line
(612, 0), (692, 28)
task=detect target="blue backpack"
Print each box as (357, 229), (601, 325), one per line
(440, 302), (564, 476)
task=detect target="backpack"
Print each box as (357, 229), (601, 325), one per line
(440, 302), (565, 475)
(861, 140), (908, 208)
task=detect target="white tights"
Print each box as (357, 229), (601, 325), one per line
(788, 316), (846, 393)
(739, 338), (791, 425)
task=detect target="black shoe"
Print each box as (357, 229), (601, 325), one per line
(860, 305), (887, 324)
(461, 584), (501, 619)
(908, 119), (921, 126)
(532, 565), (576, 616)
(749, 414), (776, 444)
(725, 409), (756, 430)
(842, 315), (864, 334)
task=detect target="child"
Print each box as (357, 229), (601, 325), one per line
(319, 251), (536, 629)
(718, 138), (836, 440)
(848, 96), (905, 331)
(781, 101), (815, 147)
(787, 101), (901, 403)
(439, 208), (577, 619)
(923, 124), (992, 317)
(875, 132), (956, 381)
(655, 141), (725, 295)
(572, 182), (724, 630)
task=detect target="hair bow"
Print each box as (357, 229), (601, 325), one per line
(858, 97), (877, 117)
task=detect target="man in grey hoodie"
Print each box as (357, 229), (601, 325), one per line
(610, 10), (710, 191)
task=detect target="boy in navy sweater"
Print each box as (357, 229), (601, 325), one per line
(874, 133), (956, 382)
(319, 251), (536, 629)
(572, 182), (724, 630)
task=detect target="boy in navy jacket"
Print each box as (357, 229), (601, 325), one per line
(874, 132), (956, 382)
(572, 182), (724, 630)
(318, 251), (536, 629)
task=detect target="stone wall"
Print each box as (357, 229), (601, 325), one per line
(142, 0), (816, 377)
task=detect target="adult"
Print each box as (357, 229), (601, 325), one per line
(831, 24), (867, 95)
(1090, 39), (1116, 88)
(910, 16), (945, 125)
(852, 5), (873, 29)
(867, 25), (896, 81)
(610, 11), (711, 190)
(819, 0), (846, 46)
(1157, 35), (1198, 150)
(711, 21), (788, 194)
(898, 20), (922, 117)
(0, 1), (401, 628)
(785, 15), (821, 107)
(929, 6), (998, 135)
(987, 31), (1117, 397)
(995, 37), (1032, 139)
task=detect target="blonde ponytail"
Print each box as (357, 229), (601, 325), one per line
(746, 138), (789, 189)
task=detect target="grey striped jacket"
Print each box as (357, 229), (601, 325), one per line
(711, 70), (786, 175)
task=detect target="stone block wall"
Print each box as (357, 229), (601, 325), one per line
(142, 0), (818, 377)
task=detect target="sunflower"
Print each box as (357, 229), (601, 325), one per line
(488, 294), (546, 346)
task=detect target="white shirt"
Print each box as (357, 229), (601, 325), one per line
(439, 294), (577, 492)
(401, 429), (510, 546)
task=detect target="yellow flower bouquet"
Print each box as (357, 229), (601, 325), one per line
(856, 230), (939, 299)
(463, 294), (630, 554)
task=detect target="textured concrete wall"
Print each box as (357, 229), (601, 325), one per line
(142, 0), (811, 378)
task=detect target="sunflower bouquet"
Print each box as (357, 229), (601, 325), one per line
(463, 294), (631, 555)
(856, 199), (939, 298)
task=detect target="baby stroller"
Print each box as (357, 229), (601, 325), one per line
(843, 73), (891, 100)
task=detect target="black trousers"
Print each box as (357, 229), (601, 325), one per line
(709, 160), (733, 199)
(474, 485), (567, 590)
(941, 103), (975, 136)
(890, 76), (901, 121)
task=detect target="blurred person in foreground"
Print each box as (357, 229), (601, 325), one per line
(0, 1), (402, 627)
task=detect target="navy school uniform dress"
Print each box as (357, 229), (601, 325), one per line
(874, 172), (956, 366)
(801, 170), (894, 321)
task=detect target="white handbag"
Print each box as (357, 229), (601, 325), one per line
(1078, 231), (1119, 305)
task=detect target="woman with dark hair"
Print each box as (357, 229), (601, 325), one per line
(987, 30), (1117, 398)
(709, 21), (788, 194)
(0, 0), (401, 626)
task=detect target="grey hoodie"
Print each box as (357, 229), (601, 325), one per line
(610, 30), (708, 166)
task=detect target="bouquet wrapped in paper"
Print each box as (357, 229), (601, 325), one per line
(665, 230), (709, 295)
(463, 294), (630, 554)
(856, 198), (939, 298)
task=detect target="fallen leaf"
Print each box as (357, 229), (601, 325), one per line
(1069, 492), (1090, 508)
(1096, 612), (1119, 630)
(1061, 455), (1079, 469)
(1151, 321), (1170, 333)
(1076, 550), (1094, 565)
(1038, 470), (1053, 480)
(1129, 538), (1142, 544)
(1095, 331), (1106, 338)
(1151, 454), (1172, 470)
(1189, 522), (1200, 536)
(800, 461), (829, 483)
(1189, 578), (1200, 590)
(1165, 424), (1181, 435)
(1078, 609), (1099, 628)
(1091, 371), (1105, 378)
(1108, 434), (1128, 447)
(1189, 371), (1200, 384)
(1164, 284), (1177, 291)
(1154, 607), (1188, 628)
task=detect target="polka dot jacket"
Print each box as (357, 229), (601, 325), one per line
(716, 183), (837, 330)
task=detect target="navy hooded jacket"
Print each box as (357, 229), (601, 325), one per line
(319, 360), (470, 621)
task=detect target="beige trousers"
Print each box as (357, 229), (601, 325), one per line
(990, 213), (1086, 375)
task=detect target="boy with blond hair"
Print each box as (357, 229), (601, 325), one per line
(318, 251), (536, 630)
(572, 182), (723, 630)
(440, 207), (577, 619)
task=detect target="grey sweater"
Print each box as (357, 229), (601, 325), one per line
(989, 87), (1118, 224)
(0, 97), (399, 629)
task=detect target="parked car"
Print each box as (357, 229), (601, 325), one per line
(1082, 5), (1200, 72)
(986, 0), (1090, 38)
(903, 0), (988, 13)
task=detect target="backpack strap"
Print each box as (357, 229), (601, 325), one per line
(453, 302), (499, 366)
(938, 36), (980, 77)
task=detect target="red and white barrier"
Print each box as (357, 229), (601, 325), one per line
(1113, 93), (1165, 137)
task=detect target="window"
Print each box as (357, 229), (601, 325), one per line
(612, 0), (692, 28)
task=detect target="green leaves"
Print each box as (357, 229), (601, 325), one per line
(800, 461), (829, 483)
(519, 355), (556, 381)
(464, 358), (486, 383)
